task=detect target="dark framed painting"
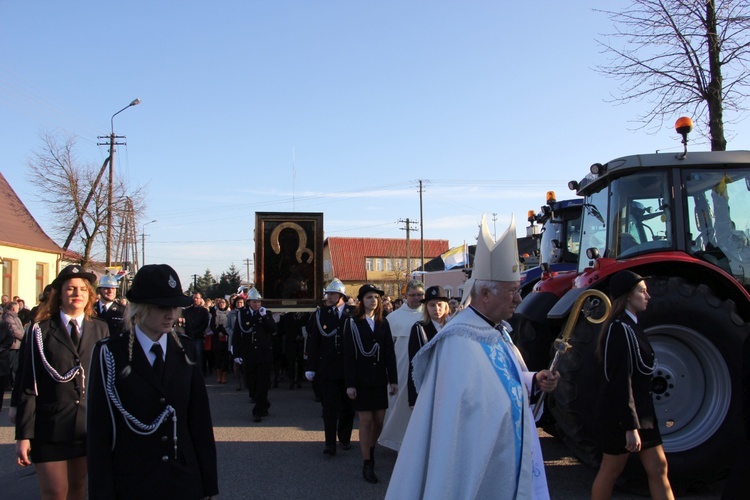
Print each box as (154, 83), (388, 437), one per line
(254, 212), (323, 310)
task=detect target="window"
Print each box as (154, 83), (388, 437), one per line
(365, 258), (373, 271)
(386, 259), (393, 271)
(2, 259), (15, 298)
(36, 263), (48, 299)
(375, 259), (383, 271)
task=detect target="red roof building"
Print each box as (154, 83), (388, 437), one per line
(0, 172), (63, 303)
(324, 237), (449, 298)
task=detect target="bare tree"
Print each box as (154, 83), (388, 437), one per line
(596, 0), (750, 150)
(26, 131), (147, 265)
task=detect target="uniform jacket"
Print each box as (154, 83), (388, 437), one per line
(87, 331), (218, 499)
(231, 307), (277, 364)
(306, 305), (351, 380)
(14, 315), (109, 442)
(343, 317), (397, 389)
(95, 300), (125, 336)
(407, 320), (439, 407)
(596, 313), (658, 431)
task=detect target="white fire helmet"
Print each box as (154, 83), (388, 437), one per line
(247, 287), (262, 300)
(324, 278), (346, 296)
(98, 275), (119, 289)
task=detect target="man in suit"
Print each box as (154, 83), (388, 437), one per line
(305, 278), (355, 456)
(95, 275), (125, 336)
(182, 292), (210, 375)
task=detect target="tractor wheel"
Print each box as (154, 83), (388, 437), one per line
(509, 314), (558, 373)
(550, 276), (750, 485)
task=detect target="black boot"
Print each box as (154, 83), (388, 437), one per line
(362, 460), (378, 483)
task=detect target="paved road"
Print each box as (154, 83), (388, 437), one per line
(1, 378), (723, 498)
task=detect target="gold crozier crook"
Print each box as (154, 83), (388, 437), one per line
(270, 222), (314, 264)
(532, 289), (612, 420)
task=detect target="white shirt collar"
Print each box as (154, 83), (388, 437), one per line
(625, 309), (639, 324)
(135, 325), (168, 365)
(60, 311), (85, 332)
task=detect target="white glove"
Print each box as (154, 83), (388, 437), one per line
(305, 371), (315, 381)
(259, 307), (267, 316)
(234, 357), (243, 365)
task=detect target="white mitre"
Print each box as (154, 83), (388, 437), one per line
(460, 214), (520, 307)
(473, 214), (520, 282)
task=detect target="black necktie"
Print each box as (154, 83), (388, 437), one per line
(151, 343), (165, 380)
(69, 320), (80, 348)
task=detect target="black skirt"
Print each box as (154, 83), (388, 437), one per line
(598, 425), (663, 455)
(353, 385), (388, 411)
(30, 439), (86, 463)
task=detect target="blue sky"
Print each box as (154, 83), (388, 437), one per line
(1, 0), (742, 288)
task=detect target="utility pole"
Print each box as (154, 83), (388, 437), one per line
(398, 218), (418, 278)
(98, 98), (141, 267)
(192, 274), (199, 292)
(244, 258), (253, 284)
(492, 212), (498, 240)
(418, 180), (426, 271)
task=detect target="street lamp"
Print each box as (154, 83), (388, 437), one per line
(106, 98), (141, 267)
(141, 219), (157, 267)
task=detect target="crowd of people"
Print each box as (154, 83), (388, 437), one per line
(0, 214), (682, 499)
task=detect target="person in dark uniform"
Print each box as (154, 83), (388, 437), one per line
(281, 311), (306, 390)
(592, 271), (674, 500)
(406, 285), (450, 408)
(343, 284), (398, 484)
(94, 275), (125, 336)
(86, 264), (218, 499)
(231, 287), (277, 422)
(305, 278), (355, 456)
(13, 265), (109, 500)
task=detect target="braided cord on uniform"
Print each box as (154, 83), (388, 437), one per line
(31, 323), (83, 396)
(100, 344), (178, 458)
(349, 319), (379, 360)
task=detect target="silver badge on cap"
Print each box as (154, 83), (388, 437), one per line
(72, 267), (80, 273)
(168, 276), (177, 288)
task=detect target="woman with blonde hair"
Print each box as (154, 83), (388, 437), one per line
(86, 264), (218, 499)
(13, 265), (109, 500)
(406, 285), (450, 408)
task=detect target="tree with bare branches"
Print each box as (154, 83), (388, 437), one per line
(26, 132), (147, 266)
(596, 0), (750, 150)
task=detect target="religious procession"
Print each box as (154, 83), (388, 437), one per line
(9, 209), (719, 500)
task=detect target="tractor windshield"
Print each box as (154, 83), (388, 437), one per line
(539, 208), (582, 267)
(578, 170), (673, 273)
(685, 169), (750, 285)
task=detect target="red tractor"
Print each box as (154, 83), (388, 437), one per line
(515, 118), (750, 484)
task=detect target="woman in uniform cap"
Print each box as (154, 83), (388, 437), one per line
(406, 285), (450, 408)
(86, 264), (218, 499)
(13, 264), (109, 500)
(592, 271), (674, 499)
(343, 284), (398, 484)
